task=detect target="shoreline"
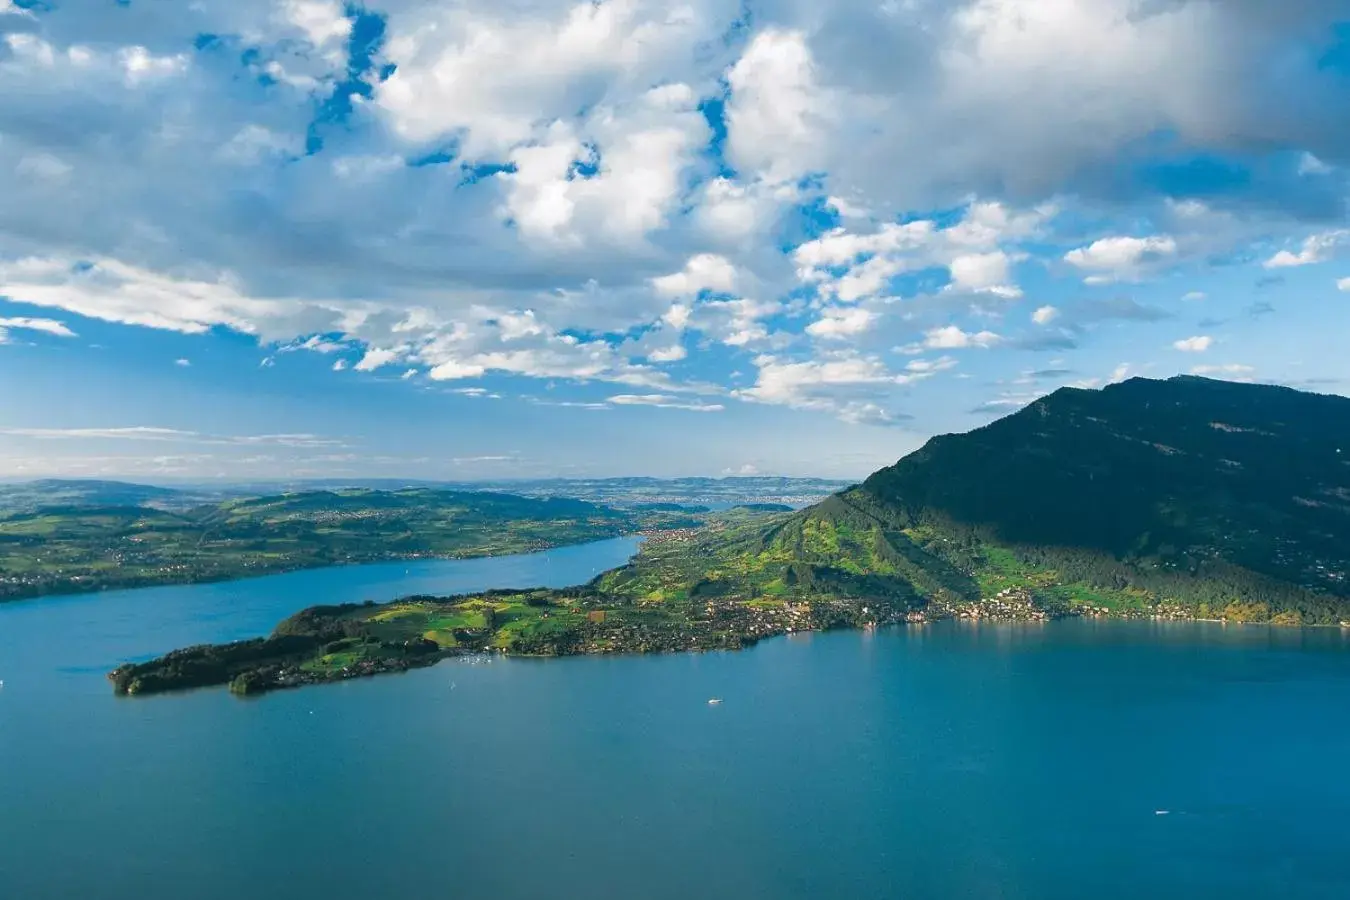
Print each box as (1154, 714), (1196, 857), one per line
(110, 604), (1350, 699)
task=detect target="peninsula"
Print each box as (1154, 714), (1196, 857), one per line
(111, 376), (1350, 696)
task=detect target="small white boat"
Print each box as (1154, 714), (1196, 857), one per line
(707, 698), (722, 705)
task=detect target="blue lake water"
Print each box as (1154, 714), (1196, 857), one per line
(3, 536), (1350, 899)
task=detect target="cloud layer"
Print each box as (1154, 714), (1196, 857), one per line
(1, 0), (1348, 442)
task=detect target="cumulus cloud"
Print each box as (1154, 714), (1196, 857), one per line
(725, 29), (833, 185)
(646, 344), (687, 363)
(1064, 235), (1178, 284)
(1263, 230), (1348, 268)
(1339, 277), (1350, 292)
(735, 348), (952, 424)
(0, 257), (316, 337)
(924, 325), (1001, 349)
(651, 254), (738, 298)
(1173, 335), (1214, 352)
(793, 201), (1047, 307)
(947, 251), (1023, 298)
(1031, 305), (1059, 325)
(806, 307), (876, 340)
(2, 0), (1349, 435)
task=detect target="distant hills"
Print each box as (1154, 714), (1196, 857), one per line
(0, 488), (696, 602)
(0, 479), (216, 514)
(0, 476), (849, 515)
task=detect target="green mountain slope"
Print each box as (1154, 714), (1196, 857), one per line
(113, 377), (1350, 696)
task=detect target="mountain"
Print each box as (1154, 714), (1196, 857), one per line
(861, 375), (1350, 601)
(751, 375), (1350, 622)
(0, 479), (196, 513)
(112, 377), (1350, 696)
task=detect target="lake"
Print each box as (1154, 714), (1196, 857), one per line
(3, 536), (1350, 899)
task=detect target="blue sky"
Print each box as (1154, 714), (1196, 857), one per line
(1, 0), (1348, 481)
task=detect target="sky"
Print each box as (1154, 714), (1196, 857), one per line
(0, 0), (1348, 482)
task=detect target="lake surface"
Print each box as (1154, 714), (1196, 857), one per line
(3, 537), (1350, 899)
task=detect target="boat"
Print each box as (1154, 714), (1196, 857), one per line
(707, 698), (722, 705)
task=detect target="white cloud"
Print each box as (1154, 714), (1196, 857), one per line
(688, 295), (780, 348)
(1182, 291), (1207, 302)
(735, 350), (938, 424)
(452, 387), (502, 399)
(332, 359), (348, 371)
(117, 46), (189, 86)
(0, 0), (35, 18)
(1264, 230), (1349, 268)
(792, 201), (1046, 306)
(905, 356), (958, 375)
(0, 257), (315, 337)
(1, 0), (1348, 461)
(499, 89), (710, 246)
(1173, 335), (1213, 352)
(374, 1), (722, 155)
(662, 303), (692, 330)
(1064, 235), (1178, 283)
(1031, 305), (1059, 325)
(725, 29), (831, 184)
(651, 254), (738, 298)
(174, 358), (191, 367)
(1338, 277), (1350, 293)
(825, 196), (869, 220)
(355, 347), (402, 372)
(0, 316), (76, 340)
(646, 344), (687, 363)
(806, 307), (876, 340)
(947, 250), (1022, 298)
(607, 394), (723, 412)
(283, 0), (353, 51)
(0, 426), (340, 447)
(285, 335), (348, 354)
(924, 325), (1001, 349)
